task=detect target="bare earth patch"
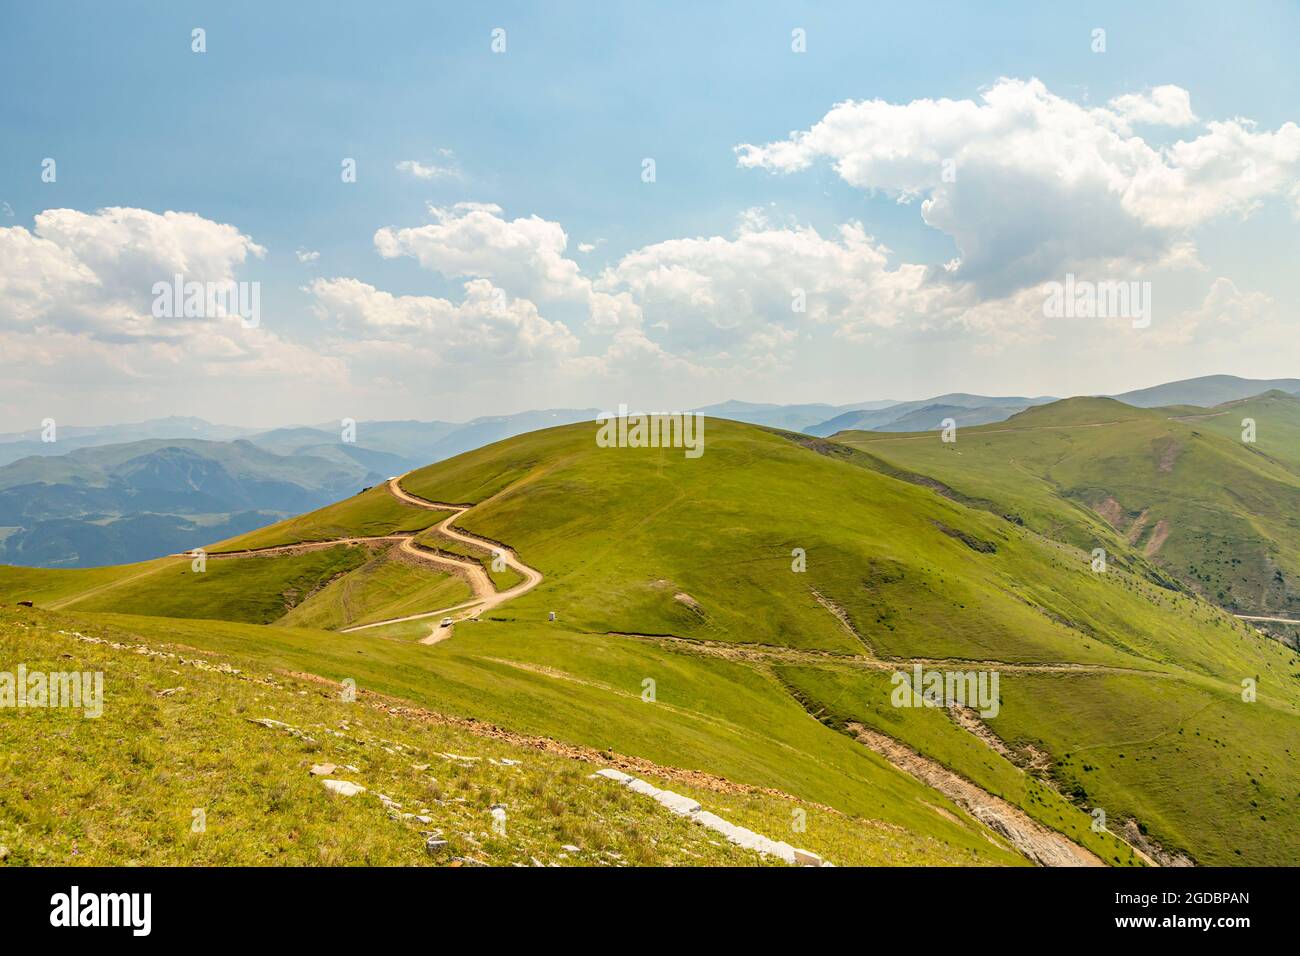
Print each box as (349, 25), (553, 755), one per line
(847, 722), (1104, 867)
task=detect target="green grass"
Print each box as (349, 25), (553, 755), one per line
(209, 484), (450, 552)
(39, 608), (1027, 864)
(777, 663), (1148, 866)
(0, 611), (839, 866)
(986, 670), (1300, 866)
(278, 548), (473, 629)
(62, 546), (371, 624)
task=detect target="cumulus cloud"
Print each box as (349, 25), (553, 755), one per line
(736, 78), (1300, 296)
(371, 203), (679, 369)
(0, 207), (343, 388)
(601, 216), (946, 355)
(1107, 85), (1197, 129)
(296, 249), (320, 263)
(307, 276), (583, 365)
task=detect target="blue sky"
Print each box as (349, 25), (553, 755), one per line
(2, 1), (1298, 428)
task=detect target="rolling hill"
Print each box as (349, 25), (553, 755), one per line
(834, 394), (1300, 622)
(4, 415), (1297, 867)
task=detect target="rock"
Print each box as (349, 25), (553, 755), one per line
(450, 856), (488, 867)
(415, 815), (433, 824)
(309, 763), (337, 776)
(626, 778), (662, 798)
(593, 768), (634, 784)
(425, 837), (451, 856)
(16, 601), (33, 608)
(653, 791), (701, 816)
(321, 779), (366, 797)
(792, 847), (825, 867)
(157, 687), (184, 698)
(561, 844), (581, 853)
(0, 846), (8, 860)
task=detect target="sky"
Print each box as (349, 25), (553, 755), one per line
(1, 1), (1298, 429)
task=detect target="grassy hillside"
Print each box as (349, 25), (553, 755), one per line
(1, 609), (889, 867)
(2, 607), (1026, 866)
(5, 415), (1298, 866)
(278, 548), (472, 630)
(835, 396), (1300, 618)
(209, 484), (449, 552)
(57, 546), (373, 624)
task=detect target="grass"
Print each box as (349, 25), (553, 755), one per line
(208, 484), (450, 552)
(278, 547), (472, 630)
(61, 546), (372, 624)
(0, 608), (1014, 866)
(0, 612), (821, 866)
(986, 670), (1300, 866)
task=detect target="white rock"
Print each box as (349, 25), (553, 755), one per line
(625, 778), (662, 798)
(652, 790), (701, 816)
(321, 779), (366, 797)
(593, 768), (634, 783)
(309, 763), (336, 776)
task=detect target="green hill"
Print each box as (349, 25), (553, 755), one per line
(836, 395), (1300, 620)
(2, 416), (1297, 866)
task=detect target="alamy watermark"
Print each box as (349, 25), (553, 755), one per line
(1042, 273), (1151, 329)
(1, 665), (103, 718)
(152, 274), (261, 328)
(891, 664), (1000, 718)
(595, 404), (704, 459)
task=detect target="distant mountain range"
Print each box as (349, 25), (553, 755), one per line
(1110, 374), (1300, 409)
(1, 376), (1295, 567)
(0, 409), (599, 567)
(800, 393), (1058, 437)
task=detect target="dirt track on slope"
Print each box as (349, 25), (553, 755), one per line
(848, 722), (1105, 867)
(338, 477), (544, 641)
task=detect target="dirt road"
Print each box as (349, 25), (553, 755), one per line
(338, 476), (544, 641)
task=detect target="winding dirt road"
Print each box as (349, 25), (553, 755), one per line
(338, 476), (543, 641)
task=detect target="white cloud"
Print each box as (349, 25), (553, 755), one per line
(0, 207), (344, 390)
(396, 151), (462, 182)
(602, 217), (946, 355)
(296, 249), (320, 263)
(1107, 85), (1197, 129)
(375, 202), (588, 301)
(736, 78), (1300, 296)
(0, 207), (264, 339)
(307, 276), (583, 366)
